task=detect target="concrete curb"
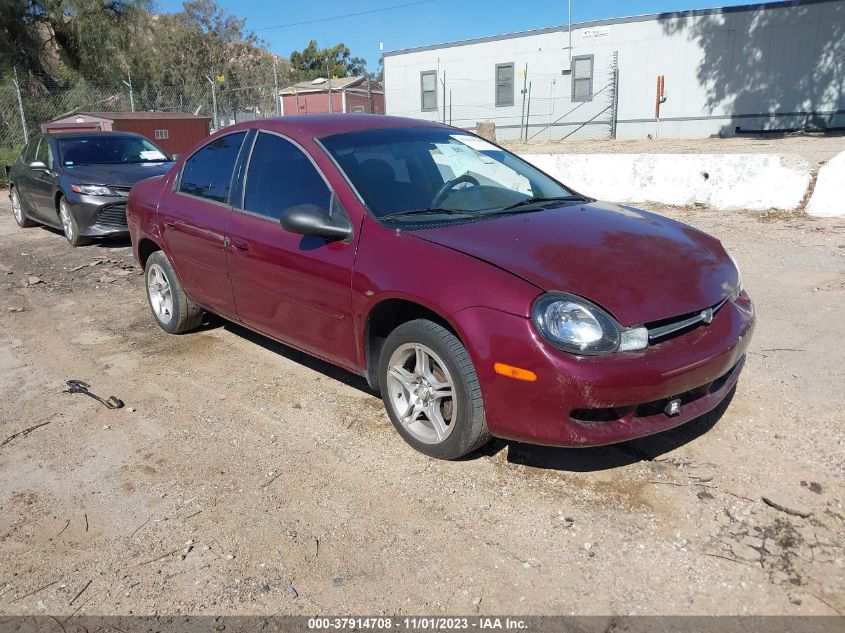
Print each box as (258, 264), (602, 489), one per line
(519, 153), (814, 213)
(805, 151), (845, 218)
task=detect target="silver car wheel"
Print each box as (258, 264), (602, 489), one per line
(147, 263), (174, 325)
(386, 343), (457, 444)
(59, 199), (74, 242)
(11, 189), (23, 223)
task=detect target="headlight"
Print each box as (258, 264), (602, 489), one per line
(70, 184), (116, 196)
(725, 247), (743, 301)
(532, 292), (647, 355)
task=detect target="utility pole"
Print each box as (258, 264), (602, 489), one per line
(12, 67), (28, 144)
(206, 71), (219, 130)
(122, 70), (135, 112)
(272, 57), (281, 116)
(441, 72), (446, 124)
(524, 81), (532, 140)
(327, 59), (332, 113)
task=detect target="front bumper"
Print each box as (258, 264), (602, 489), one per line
(67, 194), (129, 237)
(451, 297), (755, 447)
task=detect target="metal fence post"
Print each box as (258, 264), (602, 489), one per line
(122, 71), (135, 112)
(206, 71), (219, 130)
(12, 67), (29, 145)
(272, 57), (280, 116)
(519, 64), (528, 142)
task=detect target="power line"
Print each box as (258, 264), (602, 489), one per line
(252, 0), (436, 32)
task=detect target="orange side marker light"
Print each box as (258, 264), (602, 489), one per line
(494, 362), (537, 382)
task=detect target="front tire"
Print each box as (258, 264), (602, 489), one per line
(379, 319), (490, 459)
(58, 196), (91, 247)
(10, 187), (37, 228)
(145, 251), (204, 334)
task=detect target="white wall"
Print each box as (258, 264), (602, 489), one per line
(383, 0), (845, 140)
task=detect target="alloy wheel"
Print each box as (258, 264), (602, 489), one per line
(147, 263), (174, 325)
(59, 199), (74, 242)
(11, 189), (23, 224)
(386, 343), (457, 444)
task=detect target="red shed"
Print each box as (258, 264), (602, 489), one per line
(280, 77), (385, 116)
(42, 112), (211, 155)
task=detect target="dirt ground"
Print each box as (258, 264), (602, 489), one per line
(506, 132), (845, 168)
(0, 195), (843, 617)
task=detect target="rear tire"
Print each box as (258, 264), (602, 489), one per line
(10, 187), (37, 228)
(378, 319), (490, 460)
(145, 250), (204, 334)
(58, 196), (92, 247)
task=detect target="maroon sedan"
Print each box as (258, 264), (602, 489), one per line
(126, 115), (754, 459)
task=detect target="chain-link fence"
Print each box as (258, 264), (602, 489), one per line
(387, 55), (619, 143)
(0, 70), (287, 184)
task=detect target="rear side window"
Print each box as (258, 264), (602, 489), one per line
(243, 132), (330, 219)
(179, 132), (247, 203)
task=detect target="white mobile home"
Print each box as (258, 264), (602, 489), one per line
(383, 0), (845, 140)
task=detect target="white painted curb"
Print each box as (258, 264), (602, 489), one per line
(805, 151), (845, 218)
(520, 153), (812, 212)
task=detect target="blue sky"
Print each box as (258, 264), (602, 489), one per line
(155, 0), (770, 71)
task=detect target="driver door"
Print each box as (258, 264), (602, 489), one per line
(226, 131), (359, 369)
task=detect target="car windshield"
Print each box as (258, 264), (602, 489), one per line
(320, 127), (582, 224)
(58, 136), (171, 166)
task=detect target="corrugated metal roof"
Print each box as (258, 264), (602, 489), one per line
(280, 76), (383, 95)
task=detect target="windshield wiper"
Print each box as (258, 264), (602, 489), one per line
(494, 195), (587, 214)
(381, 207), (472, 220)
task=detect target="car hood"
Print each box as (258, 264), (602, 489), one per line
(411, 201), (738, 326)
(61, 162), (174, 187)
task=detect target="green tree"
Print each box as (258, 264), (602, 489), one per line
(289, 40), (367, 82)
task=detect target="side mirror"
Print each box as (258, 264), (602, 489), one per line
(279, 204), (352, 241)
(29, 161), (48, 171)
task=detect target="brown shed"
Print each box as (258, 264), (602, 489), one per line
(280, 77), (385, 116)
(42, 112), (211, 155)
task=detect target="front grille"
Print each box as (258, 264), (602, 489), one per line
(95, 203), (128, 229)
(645, 296), (729, 343)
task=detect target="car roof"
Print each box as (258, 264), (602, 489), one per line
(242, 114), (450, 138)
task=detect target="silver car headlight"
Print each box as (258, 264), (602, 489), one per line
(71, 184), (117, 196)
(532, 292), (648, 355)
(724, 247), (744, 302)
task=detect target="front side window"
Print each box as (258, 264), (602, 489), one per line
(243, 132), (330, 219)
(420, 71), (437, 112)
(495, 63), (514, 107)
(179, 131), (247, 204)
(572, 55), (594, 102)
(36, 137), (53, 169)
(21, 137), (40, 164)
(321, 127), (578, 225)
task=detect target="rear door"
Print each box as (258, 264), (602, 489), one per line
(159, 130), (248, 318)
(226, 131), (359, 368)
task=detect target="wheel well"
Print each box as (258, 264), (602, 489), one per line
(364, 299), (457, 390)
(138, 238), (162, 270)
(53, 190), (63, 216)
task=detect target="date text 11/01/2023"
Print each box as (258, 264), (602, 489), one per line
(307, 617), (528, 630)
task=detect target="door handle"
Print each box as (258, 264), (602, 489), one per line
(231, 238), (249, 252)
(164, 220), (176, 228)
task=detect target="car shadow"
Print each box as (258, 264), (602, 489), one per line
(37, 225), (133, 249)
(470, 387), (735, 472)
(205, 313), (373, 395)
(195, 312), (734, 472)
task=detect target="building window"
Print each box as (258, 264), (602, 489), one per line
(420, 71), (437, 112)
(154, 129), (169, 140)
(495, 63), (514, 107)
(572, 55), (594, 102)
